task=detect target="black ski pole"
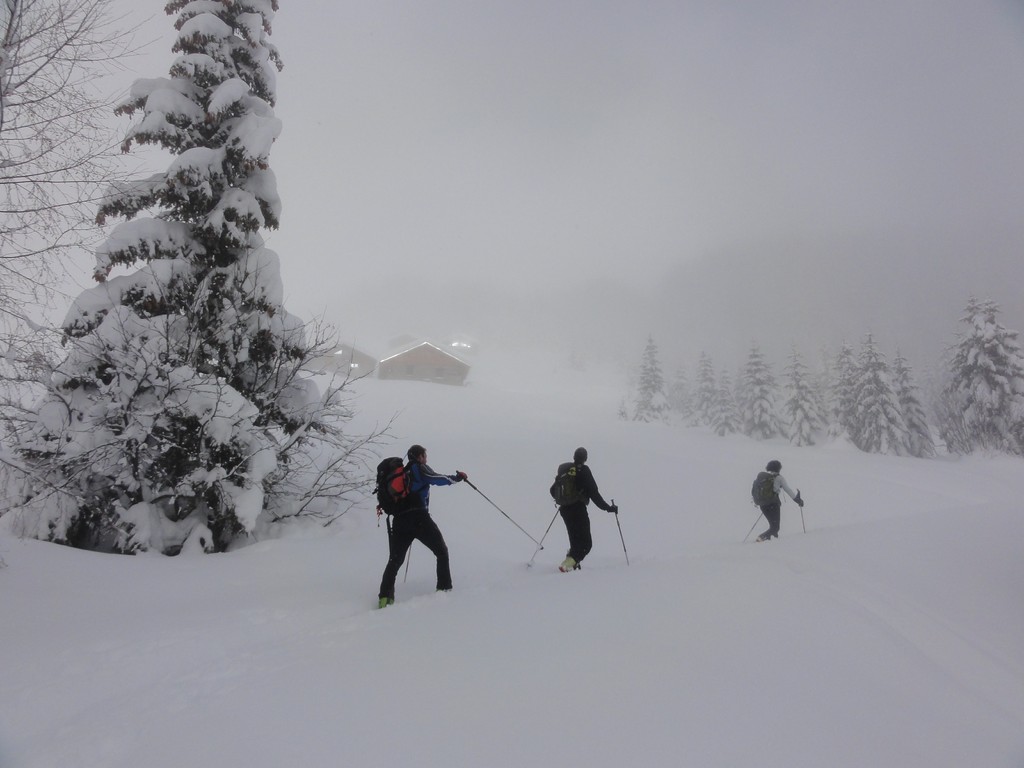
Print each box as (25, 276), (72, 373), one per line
(743, 512), (764, 543)
(611, 499), (629, 566)
(798, 490), (806, 534)
(527, 507), (560, 568)
(403, 544), (412, 583)
(464, 480), (542, 546)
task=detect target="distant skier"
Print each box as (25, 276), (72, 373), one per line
(751, 459), (803, 541)
(550, 447), (618, 572)
(377, 445), (467, 608)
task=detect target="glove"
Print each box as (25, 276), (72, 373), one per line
(795, 491), (804, 508)
(455, 471), (468, 482)
(608, 504), (619, 514)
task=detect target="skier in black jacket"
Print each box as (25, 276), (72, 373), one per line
(553, 447), (617, 572)
(377, 445), (467, 608)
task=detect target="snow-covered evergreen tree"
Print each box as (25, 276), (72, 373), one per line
(711, 371), (741, 436)
(810, 348), (833, 435)
(667, 366), (694, 425)
(892, 350), (935, 458)
(851, 334), (909, 455)
(739, 343), (784, 440)
(633, 335), (669, 423)
(6, 1), (370, 553)
(828, 342), (858, 442)
(693, 352), (717, 427)
(783, 348), (824, 446)
(933, 372), (972, 455)
(943, 298), (1024, 455)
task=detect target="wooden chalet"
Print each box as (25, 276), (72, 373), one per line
(378, 342), (470, 386)
(308, 344), (377, 376)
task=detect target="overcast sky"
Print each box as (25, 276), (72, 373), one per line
(112, 0), (1024, 370)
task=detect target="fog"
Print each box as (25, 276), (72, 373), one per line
(109, 1), (1024, 374)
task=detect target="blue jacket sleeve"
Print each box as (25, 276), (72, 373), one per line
(417, 463), (455, 487)
(407, 462), (456, 510)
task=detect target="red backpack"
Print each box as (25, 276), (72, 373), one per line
(375, 457), (411, 515)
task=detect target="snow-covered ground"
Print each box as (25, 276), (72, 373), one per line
(3, 362), (1024, 768)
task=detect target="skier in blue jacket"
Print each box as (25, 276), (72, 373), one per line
(378, 444), (467, 608)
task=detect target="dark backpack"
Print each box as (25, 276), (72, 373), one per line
(375, 457), (411, 515)
(751, 471), (777, 506)
(550, 462), (586, 506)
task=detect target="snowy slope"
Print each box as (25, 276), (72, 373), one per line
(3, 364), (1024, 768)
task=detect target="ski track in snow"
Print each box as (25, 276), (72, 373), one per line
(770, 544), (1024, 726)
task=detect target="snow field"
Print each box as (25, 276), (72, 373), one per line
(2, 370), (1024, 767)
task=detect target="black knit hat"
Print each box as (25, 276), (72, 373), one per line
(766, 459), (782, 473)
(573, 447), (588, 464)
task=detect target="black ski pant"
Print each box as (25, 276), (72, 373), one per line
(379, 509), (452, 600)
(759, 500), (781, 538)
(559, 503), (592, 563)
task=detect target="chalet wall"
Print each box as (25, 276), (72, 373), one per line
(378, 344), (469, 385)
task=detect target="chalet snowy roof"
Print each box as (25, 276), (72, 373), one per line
(379, 341), (469, 368)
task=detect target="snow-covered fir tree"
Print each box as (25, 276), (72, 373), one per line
(692, 352), (717, 427)
(783, 348), (825, 446)
(828, 341), (858, 442)
(943, 297), (1024, 455)
(667, 366), (695, 425)
(632, 335), (669, 423)
(7, 1), (369, 553)
(892, 350), (935, 458)
(932, 371), (972, 455)
(711, 371), (741, 436)
(739, 343), (784, 440)
(811, 347), (834, 434)
(851, 334), (909, 455)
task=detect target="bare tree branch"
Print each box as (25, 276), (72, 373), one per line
(0, 0), (141, 331)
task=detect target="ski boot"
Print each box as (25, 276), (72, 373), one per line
(559, 556), (578, 572)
